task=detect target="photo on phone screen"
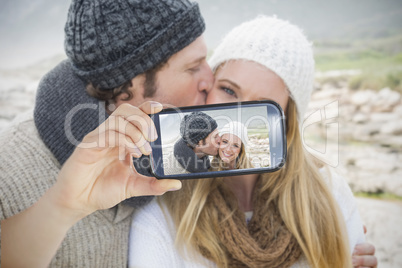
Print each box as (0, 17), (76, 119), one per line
(150, 101), (286, 179)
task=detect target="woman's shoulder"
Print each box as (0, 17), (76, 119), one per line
(319, 168), (366, 250)
(320, 168), (355, 203)
(320, 167), (361, 224)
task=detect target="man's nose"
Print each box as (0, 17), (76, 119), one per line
(198, 63), (214, 93)
(216, 136), (221, 144)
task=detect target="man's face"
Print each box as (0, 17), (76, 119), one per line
(145, 36), (214, 107)
(197, 129), (220, 156)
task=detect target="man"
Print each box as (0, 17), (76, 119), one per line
(164, 112), (220, 175)
(1, 0), (212, 267)
(0, 0), (377, 267)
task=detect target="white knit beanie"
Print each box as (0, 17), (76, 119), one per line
(208, 15), (315, 123)
(219, 122), (248, 146)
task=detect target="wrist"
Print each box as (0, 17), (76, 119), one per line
(42, 185), (90, 228)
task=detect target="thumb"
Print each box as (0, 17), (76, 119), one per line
(127, 171), (182, 197)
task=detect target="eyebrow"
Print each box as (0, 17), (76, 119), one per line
(218, 78), (240, 90)
(186, 56), (205, 67)
(218, 79), (266, 100)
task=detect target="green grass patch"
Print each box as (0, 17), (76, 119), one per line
(315, 52), (402, 72)
(314, 35), (402, 92)
(315, 50), (402, 92)
(354, 191), (402, 201)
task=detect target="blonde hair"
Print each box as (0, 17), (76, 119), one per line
(162, 99), (352, 268)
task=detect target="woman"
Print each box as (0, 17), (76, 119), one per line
(211, 121), (254, 171)
(129, 16), (365, 268)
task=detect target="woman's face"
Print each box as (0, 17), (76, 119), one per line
(206, 60), (289, 111)
(219, 133), (242, 164)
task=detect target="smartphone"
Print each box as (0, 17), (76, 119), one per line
(149, 100), (286, 179)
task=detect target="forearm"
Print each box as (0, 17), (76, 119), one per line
(1, 186), (86, 268)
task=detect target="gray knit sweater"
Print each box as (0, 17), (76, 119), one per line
(0, 111), (135, 267)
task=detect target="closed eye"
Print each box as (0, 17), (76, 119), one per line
(188, 66), (201, 73)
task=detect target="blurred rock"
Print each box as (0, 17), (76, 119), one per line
(383, 171), (402, 197)
(371, 87), (401, 111)
(352, 123), (382, 141)
(370, 112), (400, 123)
(354, 157), (397, 174)
(380, 120), (402, 135)
(393, 105), (402, 116)
(352, 113), (369, 124)
(376, 135), (402, 148)
(350, 90), (376, 106)
(311, 87), (340, 100)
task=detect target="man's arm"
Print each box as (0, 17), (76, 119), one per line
(352, 243), (377, 268)
(1, 102), (182, 268)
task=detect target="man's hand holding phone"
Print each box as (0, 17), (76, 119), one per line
(1, 101), (182, 268)
(53, 101), (182, 220)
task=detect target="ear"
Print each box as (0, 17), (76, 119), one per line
(115, 74), (146, 108)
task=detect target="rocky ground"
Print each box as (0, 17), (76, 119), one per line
(357, 197), (402, 268)
(306, 78), (402, 197)
(1, 64), (401, 267)
(306, 74), (402, 267)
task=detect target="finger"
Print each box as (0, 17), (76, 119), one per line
(352, 256), (378, 267)
(111, 103), (158, 141)
(138, 101), (163, 115)
(363, 225), (367, 234)
(92, 116), (152, 156)
(135, 177), (182, 196)
(353, 243), (376, 256)
(111, 116), (153, 155)
(114, 131), (143, 160)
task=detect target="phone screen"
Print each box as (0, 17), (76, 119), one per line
(150, 101), (286, 179)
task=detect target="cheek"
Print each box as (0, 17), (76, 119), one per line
(206, 88), (218, 105)
(206, 87), (228, 105)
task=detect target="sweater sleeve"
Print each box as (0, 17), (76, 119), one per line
(325, 170), (366, 253)
(0, 111), (61, 221)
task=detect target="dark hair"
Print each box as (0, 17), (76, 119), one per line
(86, 60), (168, 106)
(187, 137), (207, 149)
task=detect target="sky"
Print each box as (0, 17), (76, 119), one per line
(0, 0), (401, 69)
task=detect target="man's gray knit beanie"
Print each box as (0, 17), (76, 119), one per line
(64, 0), (205, 89)
(180, 112), (218, 147)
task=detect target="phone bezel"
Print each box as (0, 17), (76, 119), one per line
(149, 100), (287, 179)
